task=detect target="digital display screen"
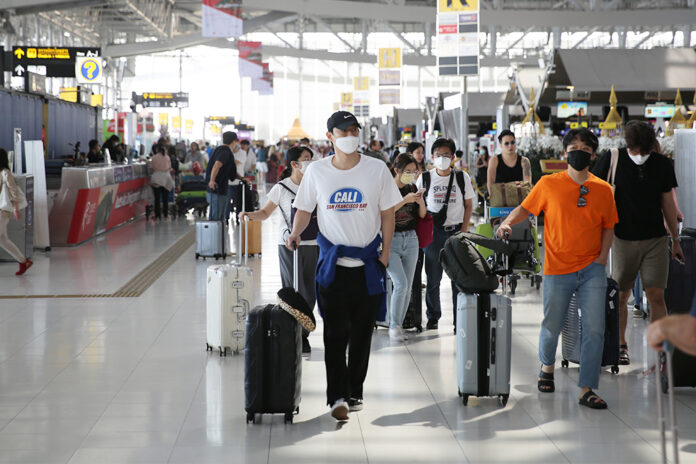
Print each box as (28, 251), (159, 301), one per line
(645, 105), (675, 118)
(557, 101), (588, 118)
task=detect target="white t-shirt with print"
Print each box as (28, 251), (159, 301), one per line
(293, 155), (403, 267)
(266, 178), (317, 246)
(229, 148), (247, 186)
(415, 169), (475, 227)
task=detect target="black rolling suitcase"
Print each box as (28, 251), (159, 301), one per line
(402, 250), (424, 332)
(244, 249), (303, 424)
(561, 276), (620, 374)
(662, 234), (696, 390)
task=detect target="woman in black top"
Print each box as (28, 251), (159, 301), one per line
(487, 130), (532, 191)
(386, 154), (426, 342)
(474, 146), (489, 187)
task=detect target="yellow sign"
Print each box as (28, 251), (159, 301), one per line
(354, 77), (369, 91)
(159, 113), (168, 126)
(172, 116), (181, 129)
(14, 48), (25, 59)
(143, 92), (175, 100)
(341, 92), (353, 105)
(59, 87), (78, 103)
(492, 122), (497, 130)
(91, 94), (103, 107)
(581, 121), (588, 128)
(209, 124), (221, 135)
(570, 122), (579, 129)
(438, 0), (478, 12)
(378, 48), (401, 69)
(599, 122), (617, 130)
(185, 119), (194, 130)
(333, 102), (340, 111)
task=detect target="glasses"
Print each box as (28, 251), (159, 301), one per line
(578, 185), (589, 207)
(433, 153), (453, 159)
(402, 170), (418, 175)
(503, 141), (516, 146)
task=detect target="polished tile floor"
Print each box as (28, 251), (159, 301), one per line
(0, 210), (694, 463)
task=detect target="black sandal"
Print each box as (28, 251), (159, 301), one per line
(619, 344), (630, 365)
(579, 390), (608, 409)
(538, 369), (555, 393)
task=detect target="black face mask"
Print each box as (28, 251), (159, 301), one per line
(567, 150), (592, 171)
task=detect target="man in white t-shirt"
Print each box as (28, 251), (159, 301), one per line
(226, 140), (249, 223)
(415, 138), (475, 332)
(287, 111), (403, 421)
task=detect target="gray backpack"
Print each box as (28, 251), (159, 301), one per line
(440, 232), (512, 294)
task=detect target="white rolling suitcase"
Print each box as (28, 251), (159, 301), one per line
(206, 218), (253, 356)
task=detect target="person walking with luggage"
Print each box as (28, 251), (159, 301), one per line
(386, 154), (426, 342)
(286, 111), (402, 421)
(227, 140), (249, 224)
(205, 131), (238, 221)
(0, 148), (32, 276)
(149, 145), (174, 221)
(496, 128), (618, 409)
(591, 121), (683, 366)
(240, 146), (318, 354)
(415, 138), (475, 332)
(486, 130), (532, 192)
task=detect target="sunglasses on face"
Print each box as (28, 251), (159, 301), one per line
(578, 185), (589, 207)
(503, 141), (516, 146)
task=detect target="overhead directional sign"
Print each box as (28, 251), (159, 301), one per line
(437, 0), (480, 76)
(76, 57), (103, 84)
(206, 116), (236, 125)
(12, 46), (101, 77)
(133, 92), (189, 108)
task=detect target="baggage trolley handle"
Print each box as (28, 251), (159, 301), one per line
(292, 243), (299, 293)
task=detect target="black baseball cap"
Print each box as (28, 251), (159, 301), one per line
(327, 111), (362, 132)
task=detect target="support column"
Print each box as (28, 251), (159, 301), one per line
(552, 27), (561, 50)
(682, 25), (692, 47)
(618, 27), (627, 48)
(298, 16), (305, 123)
(460, 77), (468, 162)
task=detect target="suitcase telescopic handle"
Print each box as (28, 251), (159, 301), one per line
(656, 341), (679, 464)
(292, 243), (299, 292)
(237, 185), (249, 266)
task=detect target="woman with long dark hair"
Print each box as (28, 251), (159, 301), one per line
(386, 153), (426, 341)
(240, 146), (318, 353)
(406, 142), (426, 173)
(0, 148), (32, 275)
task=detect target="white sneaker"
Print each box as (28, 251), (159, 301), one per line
(330, 399), (349, 421)
(389, 327), (407, 342)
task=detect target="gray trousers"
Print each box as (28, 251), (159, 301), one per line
(278, 244), (319, 310)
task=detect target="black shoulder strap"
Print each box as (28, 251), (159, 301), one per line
(276, 181), (295, 231)
(422, 171), (431, 197)
(278, 181), (296, 197)
(455, 171), (466, 198)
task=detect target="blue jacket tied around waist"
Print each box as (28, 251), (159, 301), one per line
(315, 232), (387, 321)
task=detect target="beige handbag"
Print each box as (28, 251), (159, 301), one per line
(489, 181), (532, 207)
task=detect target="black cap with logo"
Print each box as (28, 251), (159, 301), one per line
(327, 111), (362, 132)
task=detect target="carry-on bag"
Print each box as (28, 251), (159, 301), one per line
(656, 342), (680, 464)
(456, 292), (512, 407)
(195, 220), (227, 260)
(245, 247), (304, 424)
(205, 218), (253, 356)
(560, 277), (621, 374)
(488, 181), (532, 207)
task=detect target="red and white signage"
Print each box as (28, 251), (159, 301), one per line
(202, 0), (242, 38)
(238, 41), (263, 79)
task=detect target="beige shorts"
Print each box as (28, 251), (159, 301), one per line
(611, 236), (670, 291)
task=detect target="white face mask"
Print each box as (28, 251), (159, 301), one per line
(628, 153), (650, 165)
(398, 146), (407, 153)
(333, 135), (360, 154)
(298, 160), (312, 173)
(433, 156), (451, 170)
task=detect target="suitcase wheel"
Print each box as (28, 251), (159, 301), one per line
(206, 343), (212, 352)
(195, 253), (200, 260)
(499, 394), (509, 407)
(246, 413), (255, 424)
(295, 407), (299, 414)
(561, 359), (569, 368)
(535, 275), (542, 290)
(611, 365), (619, 375)
(461, 394), (469, 406)
(284, 413), (293, 424)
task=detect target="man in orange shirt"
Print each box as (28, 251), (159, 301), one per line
(497, 128), (618, 409)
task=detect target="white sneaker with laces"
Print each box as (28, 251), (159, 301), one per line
(330, 399), (349, 421)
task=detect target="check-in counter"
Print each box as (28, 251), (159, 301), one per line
(49, 164), (149, 246)
(0, 174), (34, 261)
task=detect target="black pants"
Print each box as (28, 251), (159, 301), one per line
(317, 265), (382, 405)
(152, 186), (168, 219)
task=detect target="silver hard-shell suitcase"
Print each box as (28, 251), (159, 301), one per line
(456, 292), (512, 406)
(206, 217), (253, 355)
(196, 220), (227, 260)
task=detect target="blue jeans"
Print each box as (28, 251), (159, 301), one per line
(386, 230), (420, 329)
(540, 262), (607, 389)
(424, 226), (459, 324)
(206, 191), (226, 221)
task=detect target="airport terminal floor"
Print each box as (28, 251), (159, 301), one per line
(0, 207), (695, 464)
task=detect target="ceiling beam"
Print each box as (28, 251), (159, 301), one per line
(382, 21), (422, 55)
(309, 15), (356, 52)
(8, 0), (103, 15)
(103, 11), (293, 57)
(572, 27), (598, 48)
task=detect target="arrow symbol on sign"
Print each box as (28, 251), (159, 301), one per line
(14, 49), (25, 59)
(14, 65), (25, 76)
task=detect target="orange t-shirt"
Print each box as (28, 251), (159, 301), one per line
(521, 171), (618, 275)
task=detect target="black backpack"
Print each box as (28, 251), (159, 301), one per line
(440, 232), (511, 294)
